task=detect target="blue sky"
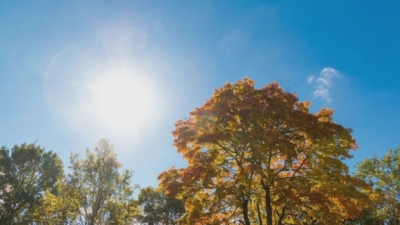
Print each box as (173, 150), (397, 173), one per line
(1, 1), (399, 188)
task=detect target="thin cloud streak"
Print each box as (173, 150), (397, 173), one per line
(309, 67), (339, 102)
(307, 76), (314, 84)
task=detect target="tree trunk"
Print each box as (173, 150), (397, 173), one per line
(262, 181), (273, 225)
(242, 199), (251, 225)
(277, 206), (286, 225)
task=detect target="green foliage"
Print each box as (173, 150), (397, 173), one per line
(31, 182), (80, 224)
(138, 186), (185, 225)
(66, 139), (139, 225)
(0, 143), (64, 224)
(356, 148), (400, 224)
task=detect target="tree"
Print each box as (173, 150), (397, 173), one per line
(0, 143), (64, 224)
(356, 148), (400, 224)
(159, 79), (369, 225)
(66, 139), (139, 225)
(138, 186), (185, 225)
(31, 181), (81, 225)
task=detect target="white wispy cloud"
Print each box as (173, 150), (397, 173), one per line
(308, 67), (340, 102)
(307, 76), (314, 84)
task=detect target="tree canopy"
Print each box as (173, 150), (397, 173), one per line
(2, 79), (398, 225)
(138, 186), (185, 225)
(355, 148), (400, 224)
(159, 79), (370, 225)
(19, 139), (140, 225)
(66, 139), (138, 225)
(0, 143), (63, 224)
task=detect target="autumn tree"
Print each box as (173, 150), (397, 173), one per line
(355, 148), (400, 224)
(138, 186), (185, 225)
(66, 139), (139, 225)
(159, 79), (369, 225)
(0, 143), (64, 224)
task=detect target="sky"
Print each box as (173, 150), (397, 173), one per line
(1, 1), (399, 189)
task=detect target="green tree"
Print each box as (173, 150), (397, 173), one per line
(0, 143), (63, 224)
(31, 181), (80, 225)
(159, 79), (369, 225)
(356, 148), (400, 224)
(67, 139), (139, 225)
(138, 186), (185, 225)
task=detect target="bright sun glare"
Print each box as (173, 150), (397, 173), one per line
(42, 23), (161, 141)
(85, 73), (156, 134)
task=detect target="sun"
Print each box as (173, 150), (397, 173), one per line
(84, 73), (156, 134)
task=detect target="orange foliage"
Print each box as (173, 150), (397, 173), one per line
(159, 79), (369, 225)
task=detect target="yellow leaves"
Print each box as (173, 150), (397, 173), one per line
(32, 183), (81, 224)
(295, 100), (311, 112)
(316, 107), (334, 122)
(158, 167), (184, 198)
(369, 192), (382, 203)
(214, 153), (226, 165)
